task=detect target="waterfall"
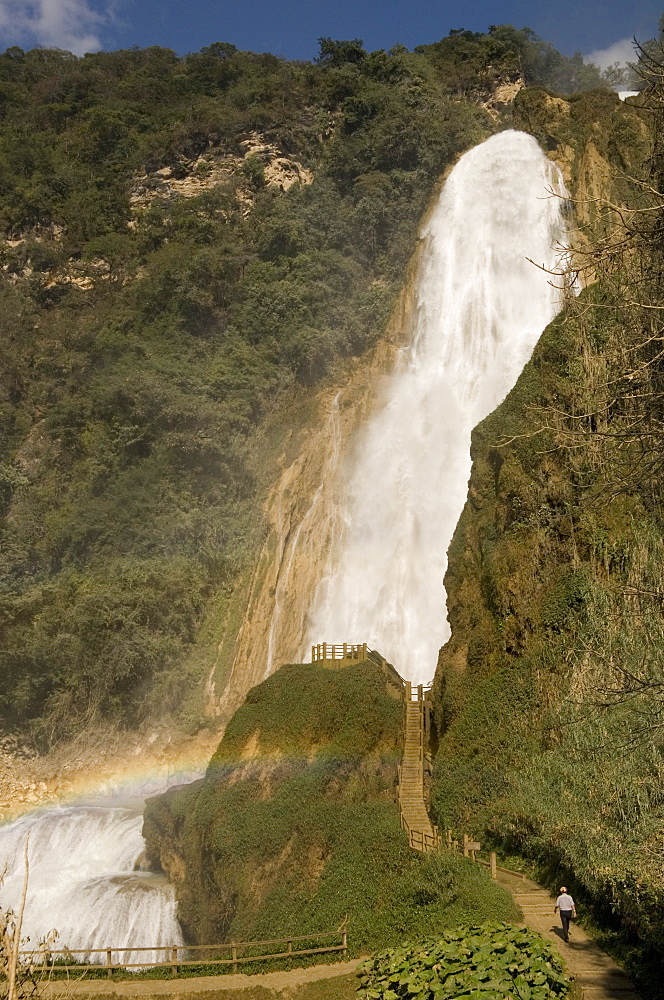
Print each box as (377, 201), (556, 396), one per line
(0, 128), (569, 955)
(0, 805), (183, 964)
(305, 130), (570, 681)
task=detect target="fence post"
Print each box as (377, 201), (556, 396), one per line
(322, 642), (327, 660)
(106, 949), (113, 979)
(490, 852), (497, 880)
(342, 921), (348, 959)
(287, 938), (292, 956)
(232, 943), (238, 974)
(171, 946), (178, 978)
(311, 645), (315, 662)
(463, 833), (469, 857)
(446, 829), (453, 850)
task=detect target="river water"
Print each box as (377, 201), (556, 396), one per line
(0, 802), (183, 962)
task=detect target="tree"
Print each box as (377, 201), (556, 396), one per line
(316, 37), (367, 67)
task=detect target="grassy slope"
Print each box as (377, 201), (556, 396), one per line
(144, 662), (517, 952)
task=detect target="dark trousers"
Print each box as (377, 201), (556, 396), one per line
(560, 910), (573, 940)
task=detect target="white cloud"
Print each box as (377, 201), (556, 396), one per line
(0, 0), (105, 56)
(585, 37), (638, 71)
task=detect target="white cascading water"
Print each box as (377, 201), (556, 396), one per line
(0, 805), (183, 963)
(306, 130), (570, 682)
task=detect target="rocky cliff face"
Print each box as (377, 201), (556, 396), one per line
(513, 87), (650, 275)
(203, 248), (424, 724)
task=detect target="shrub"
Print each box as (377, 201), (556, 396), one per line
(357, 922), (570, 1000)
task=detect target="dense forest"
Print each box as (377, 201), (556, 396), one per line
(0, 25), (617, 743)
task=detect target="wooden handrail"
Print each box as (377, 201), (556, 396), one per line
(310, 642), (405, 701)
(25, 945), (347, 973)
(404, 684), (432, 702)
(18, 923), (349, 977)
(311, 643), (371, 662)
(20, 927), (341, 958)
(400, 812), (440, 852)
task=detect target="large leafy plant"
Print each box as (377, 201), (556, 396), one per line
(357, 922), (569, 1000)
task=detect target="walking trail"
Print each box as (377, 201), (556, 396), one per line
(36, 672), (640, 1000)
(498, 870), (640, 1000)
(37, 959), (363, 998)
(35, 876), (641, 1000)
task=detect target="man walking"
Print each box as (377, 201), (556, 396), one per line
(554, 886), (576, 942)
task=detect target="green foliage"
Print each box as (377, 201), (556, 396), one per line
(357, 922), (569, 1000)
(209, 662), (401, 766)
(316, 38), (367, 68)
(0, 556), (209, 731)
(416, 25), (606, 97)
(432, 293), (664, 992)
(0, 34), (497, 740)
(430, 55), (664, 993)
(0, 23), (625, 741)
(144, 664), (516, 949)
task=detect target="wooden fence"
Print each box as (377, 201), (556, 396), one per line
(311, 643), (370, 663)
(18, 922), (348, 979)
(397, 682), (526, 882)
(399, 812), (440, 853)
(310, 643), (404, 698)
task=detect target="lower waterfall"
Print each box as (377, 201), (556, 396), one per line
(0, 804), (183, 962)
(305, 129), (571, 681)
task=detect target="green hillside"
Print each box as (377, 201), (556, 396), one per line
(143, 661), (517, 949)
(4, 20), (661, 975)
(430, 33), (664, 996)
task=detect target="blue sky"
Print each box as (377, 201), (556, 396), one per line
(0, 0), (660, 67)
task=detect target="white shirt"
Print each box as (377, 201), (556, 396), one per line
(556, 893), (575, 911)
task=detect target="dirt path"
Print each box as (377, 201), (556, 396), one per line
(37, 959), (363, 998)
(498, 871), (639, 1000)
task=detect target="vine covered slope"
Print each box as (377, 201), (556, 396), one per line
(143, 661), (517, 948)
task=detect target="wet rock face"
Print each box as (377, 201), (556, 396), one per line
(204, 339), (407, 723)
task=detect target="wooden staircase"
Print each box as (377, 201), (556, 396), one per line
(398, 683), (439, 853)
(310, 643), (439, 853)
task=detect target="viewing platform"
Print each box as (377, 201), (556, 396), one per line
(310, 642), (404, 699)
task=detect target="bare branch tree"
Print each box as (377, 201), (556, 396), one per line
(6, 837), (29, 1000)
